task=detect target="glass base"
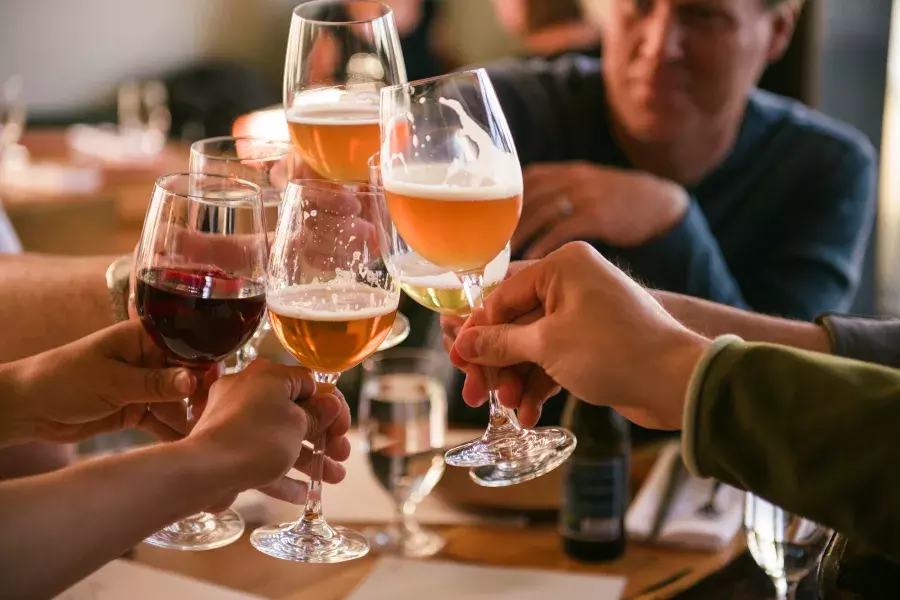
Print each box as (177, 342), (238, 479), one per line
(365, 524), (444, 558)
(250, 521), (369, 563)
(143, 510), (244, 551)
(444, 426), (575, 469)
(469, 432), (576, 487)
(378, 312), (410, 351)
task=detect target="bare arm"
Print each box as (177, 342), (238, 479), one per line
(0, 254), (118, 361)
(654, 290), (831, 353)
(0, 440), (235, 598)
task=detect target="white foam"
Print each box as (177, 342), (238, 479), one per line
(268, 283), (398, 321)
(381, 94), (522, 200)
(394, 249), (509, 288)
(383, 164), (521, 201)
(287, 91), (380, 126)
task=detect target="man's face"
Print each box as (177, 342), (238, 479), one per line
(600, 0), (787, 142)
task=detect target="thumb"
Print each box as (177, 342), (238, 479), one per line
(453, 323), (538, 367)
(113, 365), (196, 404)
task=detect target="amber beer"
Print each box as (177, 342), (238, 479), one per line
(268, 285), (398, 374)
(286, 104), (379, 183)
(384, 179), (522, 273)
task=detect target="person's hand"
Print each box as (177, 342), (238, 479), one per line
(187, 360), (351, 506)
(3, 321), (197, 445)
(448, 242), (711, 430)
(512, 162), (690, 259)
(438, 260), (561, 427)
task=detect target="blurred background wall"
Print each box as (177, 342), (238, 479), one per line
(0, 0), (894, 312)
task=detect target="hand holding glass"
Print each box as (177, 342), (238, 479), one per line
(379, 69), (576, 487)
(251, 180), (400, 563)
(134, 173), (268, 550)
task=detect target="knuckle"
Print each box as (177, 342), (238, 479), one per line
(145, 369), (165, 397)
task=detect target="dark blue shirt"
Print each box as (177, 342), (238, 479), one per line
(488, 55), (877, 320)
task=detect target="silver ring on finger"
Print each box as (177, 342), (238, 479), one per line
(555, 195), (574, 218)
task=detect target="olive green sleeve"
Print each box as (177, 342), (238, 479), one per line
(694, 341), (900, 558)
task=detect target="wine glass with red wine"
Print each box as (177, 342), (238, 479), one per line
(134, 172), (268, 551)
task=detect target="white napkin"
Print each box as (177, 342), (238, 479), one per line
(345, 558), (626, 600)
(626, 442), (742, 550)
(56, 559), (263, 600)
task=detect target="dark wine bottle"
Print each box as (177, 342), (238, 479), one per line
(559, 395), (630, 562)
(818, 532), (900, 599)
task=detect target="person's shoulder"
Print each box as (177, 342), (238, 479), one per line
(748, 89), (876, 170)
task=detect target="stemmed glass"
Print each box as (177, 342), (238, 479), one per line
(284, 0), (410, 351)
(251, 179), (400, 563)
(284, 0), (406, 183)
(359, 348), (449, 557)
(134, 173), (268, 550)
(745, 493), (832, 599)
(189, 136), (295, 373)
(379, 69), (576, 487)
(370, 152), (511, 317)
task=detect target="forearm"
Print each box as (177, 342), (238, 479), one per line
(604, 203), (750, 309)
(689, 342), (900, 558)
(0, 440), (236, 598)
(656, 291), (831, 354)
(0, 254), (118, 362)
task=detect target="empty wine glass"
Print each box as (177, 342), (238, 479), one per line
(189, 136), (296, 373)
(745, 493), (832, 599)
(359, 348), (449, 557)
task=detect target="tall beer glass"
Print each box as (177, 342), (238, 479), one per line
(251, 180), (400, 562)
(284, 0), (405, 182)
(379, 70), (576, 487)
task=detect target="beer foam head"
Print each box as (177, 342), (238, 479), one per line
(287, 90), (379, 125)
(268, 282), (398, 320)
(381, 96), (522, 200)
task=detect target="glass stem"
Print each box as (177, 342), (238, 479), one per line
(395, 499), (418, 542)
(460, 272), (524, 435)
(291, 371), (340, 532)
(772, 576), (794, 600)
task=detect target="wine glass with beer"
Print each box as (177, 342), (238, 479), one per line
(134, 173), (268, 550)
(190, 136), (296, 373)
(250, 179), (400, 563)
(284, 0), (410, 350)
(370, 152), (511, 317)
(284, 0), (405, 183)
(379, 69), (576, 487)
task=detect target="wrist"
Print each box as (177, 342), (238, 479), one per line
(166, 438), (250, 508)
(177, 434), (261, 496)
(652, 329), (711, 429)
(0, 361), (40, 445)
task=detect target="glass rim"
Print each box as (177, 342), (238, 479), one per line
(190, 136), (293, 161)
(154, 173), (262, 206)
(379, 68), (487, 94)
(362, 347), (448, 373)
(285, 178), (384, 198)
(293, 0), (393, 25)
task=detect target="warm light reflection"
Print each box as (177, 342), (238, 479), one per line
(232, 105), (290, 142)
(878, 2), (900, 314)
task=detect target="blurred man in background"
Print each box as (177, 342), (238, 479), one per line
(478, 0), (875, 425)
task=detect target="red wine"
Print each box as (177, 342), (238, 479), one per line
(136, 267), (266, 367)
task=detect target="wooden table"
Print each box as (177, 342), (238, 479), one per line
(2, 129), (189, 255)
(134, 524), (743, 600)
